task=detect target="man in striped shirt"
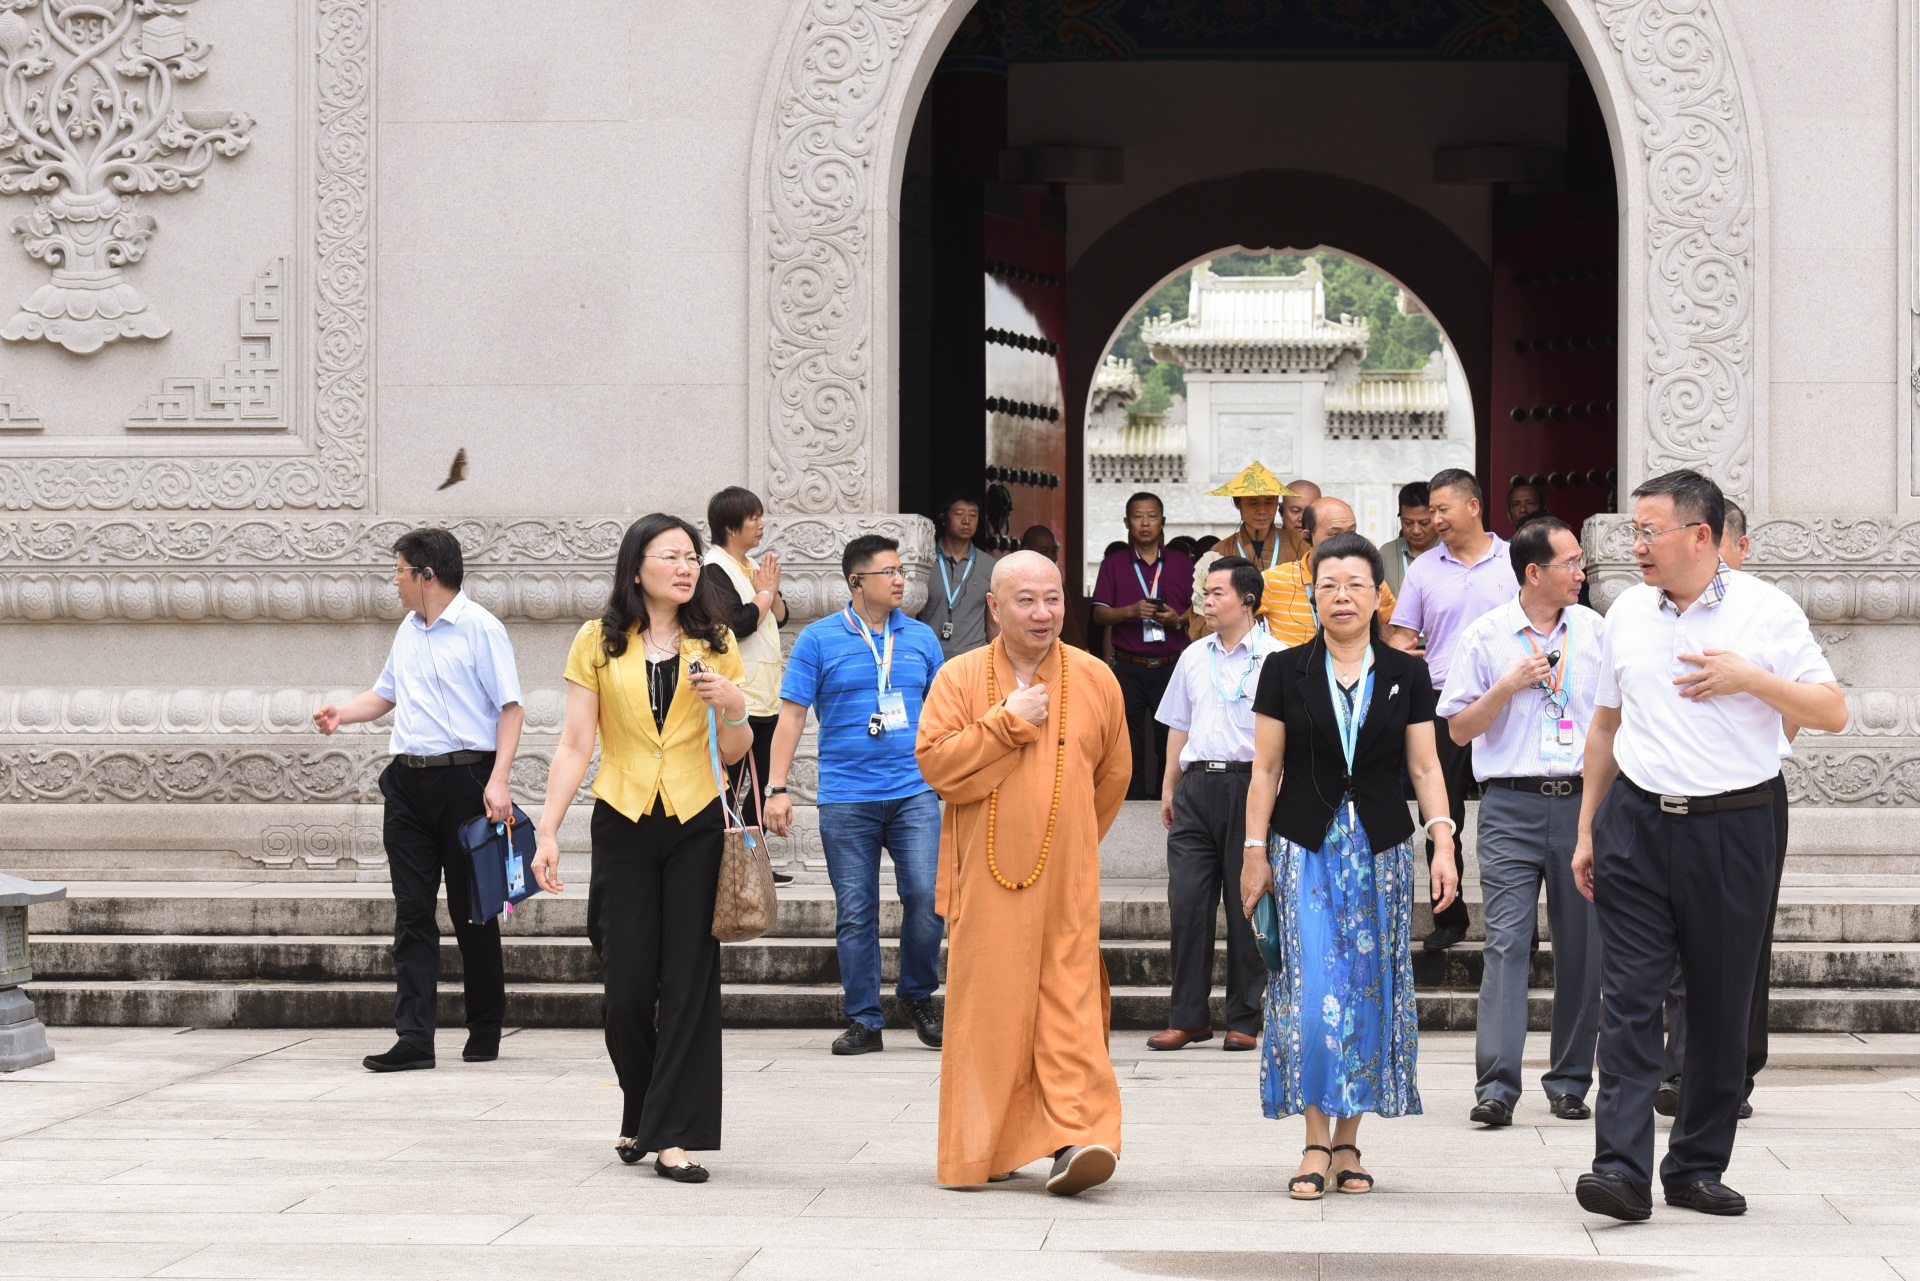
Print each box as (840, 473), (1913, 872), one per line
(1259, 496), (1398, 646)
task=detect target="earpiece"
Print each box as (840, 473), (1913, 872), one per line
(420, 566), (434, 581)
(1243, 593), (1259, 609)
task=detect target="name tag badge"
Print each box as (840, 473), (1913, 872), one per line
(1541, 717), (1577, 765)
(876, 689), (909, 734)
(1141, 620), (1166, 644)
(505, 850), (525, 897)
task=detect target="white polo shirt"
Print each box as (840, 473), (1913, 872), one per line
(374, 592), (523, 756)
(1597, 566), (1834, 796)
(1438, 598), (1606, 780)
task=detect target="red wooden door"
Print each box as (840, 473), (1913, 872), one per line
(980, 188), (1067, 555)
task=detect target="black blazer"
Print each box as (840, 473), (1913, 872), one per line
(1251, 635), (1437, 853)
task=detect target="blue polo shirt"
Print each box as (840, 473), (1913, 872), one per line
(780, 607), (945, 805)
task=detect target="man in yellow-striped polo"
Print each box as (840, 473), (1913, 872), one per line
(1260, 496), (1397, 647)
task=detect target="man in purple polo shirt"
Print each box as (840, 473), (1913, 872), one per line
(1092, 491), (1193, 799)
(1388, 468), (1514, 950)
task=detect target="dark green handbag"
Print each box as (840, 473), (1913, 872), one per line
(1249, 891), (1282, 971)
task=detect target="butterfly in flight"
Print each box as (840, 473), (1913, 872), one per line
(437, 448), (467, 491)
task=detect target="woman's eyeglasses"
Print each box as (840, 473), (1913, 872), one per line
(643, 554), (703, 569)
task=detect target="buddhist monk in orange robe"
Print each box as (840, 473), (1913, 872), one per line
(916, 550), (1131, 1193)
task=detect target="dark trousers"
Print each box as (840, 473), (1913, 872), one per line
(1591, 778), (1777, 1196)
(379, 757), (505, 1054)
(1662, 772), (1791, 1096)
(1425, 713), (1472, 929)
(1166, 769), (1267, 1035)
(588, 797), (725, 1151)
(1114, 658), (1173, 800)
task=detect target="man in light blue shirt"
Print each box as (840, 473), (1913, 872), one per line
(313, 528), (523, 1074)
(1438, 515), (1602, 1126)
(765, 535), (946, 1056)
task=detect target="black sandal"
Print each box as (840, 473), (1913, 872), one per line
(614, 1137), (644, 1165)
(654, 1155), (710, 1184)
(1331, 1143), (1374, 1195)
(1289, 1144), (1332, 1200)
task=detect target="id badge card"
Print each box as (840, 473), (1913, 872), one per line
(1541, 717), (1577, 766)
(876, 689), (909, 734)
(505, 847), (525, 897)
(1141, 620), (1166, 644)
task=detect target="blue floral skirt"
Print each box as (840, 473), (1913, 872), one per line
(1258, 814), (1422, 1120)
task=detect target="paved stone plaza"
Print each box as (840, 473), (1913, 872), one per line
(0, 1027), (1915, 1280)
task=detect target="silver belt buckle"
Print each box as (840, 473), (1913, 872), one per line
(1545, 779), (1574, 797)
(1659, 793), (1689, 815)
(1203, 760), (1225, 772)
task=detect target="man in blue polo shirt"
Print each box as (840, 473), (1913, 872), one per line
(764, 535), (947, 1056)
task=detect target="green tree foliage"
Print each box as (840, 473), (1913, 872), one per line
(1106, 251), (1443, 414)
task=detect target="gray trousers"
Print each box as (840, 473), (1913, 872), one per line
(1474, 785), (1601, 1108)
(1166, 768), (1266, 1035)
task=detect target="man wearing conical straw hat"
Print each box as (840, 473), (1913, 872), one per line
(1189, 463), (1303, 639)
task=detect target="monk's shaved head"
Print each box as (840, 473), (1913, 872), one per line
(990, 549), (1061, 596)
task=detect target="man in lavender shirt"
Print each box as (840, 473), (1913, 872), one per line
(1388, 468), (1513, 949)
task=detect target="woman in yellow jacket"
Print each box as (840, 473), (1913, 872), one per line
(532, 513), (751, 1184)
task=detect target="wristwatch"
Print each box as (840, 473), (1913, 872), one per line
(766, 785), (789, 797)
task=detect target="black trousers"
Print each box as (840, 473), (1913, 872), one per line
(1166, 769), (1267, 1034)
(1114, 658), (1173, 800)
(589, 797), (725, 1151)
(380, 757), (505, 1053)
(1591, 778), (1777, 1195)
(725, 715), (777, 821)
(1425, 713), (1472, 930)
(1662, 772), (1791, 1096)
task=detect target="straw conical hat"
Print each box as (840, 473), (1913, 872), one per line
(1205, 462), (1296, 499)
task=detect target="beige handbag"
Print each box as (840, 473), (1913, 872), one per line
(706, 707), (778, 942)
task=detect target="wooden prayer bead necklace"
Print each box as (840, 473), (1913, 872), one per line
(983, 638), (1068, 891)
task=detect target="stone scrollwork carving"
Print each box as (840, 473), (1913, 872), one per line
(0, 512), (934, 622)
(258, 822), (382, 869)
(758, 0), (946, 516)
(0, 684), (568, 735)
(126, 257), (285, 430)
(1593, 0), (1755, 502)
(0, 0), (254, 354)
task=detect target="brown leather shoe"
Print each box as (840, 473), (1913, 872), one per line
(1222, 1031), (1257, 1051)
(1146, 1026), (1213, 1051)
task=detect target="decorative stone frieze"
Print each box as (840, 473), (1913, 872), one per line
(258, 823), (383, 870)
(0, 513), (933, 622)
(0, 685), (567, 736)
(0, 0), (254, 353)
(126, 258), (287, 430)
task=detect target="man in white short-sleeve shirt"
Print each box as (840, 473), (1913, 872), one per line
(1569, 472), (1844, 1224)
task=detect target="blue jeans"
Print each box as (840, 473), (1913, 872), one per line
(816, 790), (944, 1030)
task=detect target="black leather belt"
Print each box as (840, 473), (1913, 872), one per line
(1192, 760), (1253, 774)
(397, 750), (493, 769)
(1488, 775), (1581, 797)
(1624, 776), (1773, 816)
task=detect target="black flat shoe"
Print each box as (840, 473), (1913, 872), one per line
(1288, 1144), (1332, 1201)
(1575, 1171), (1652, 1222)
(1470, 1098), (1514, 1127)
(772, 871), (794, 886)
(1422, 923), (1467, 951)
(362, 1042), (435, 1073)
(1654, 1077), (1680, 1117)
(832, 1022), (884, 1055)
(1665, 1177), (1746, 1215)
(462, 1031), (500, 1063)
(1738, 1098), (1753, 1120)
(615, 1137), (645, 1165)
(1548, 1093), (1592, 1121)
(904, 998), (943, 1049)
(1329, 1143), (1373, 1195)
(654, 1156), (709, 1183)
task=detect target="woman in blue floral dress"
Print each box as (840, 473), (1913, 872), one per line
(1241, 532), (1460, 1198)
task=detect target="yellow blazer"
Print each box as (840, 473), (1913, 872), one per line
(563, 620), (745, 821)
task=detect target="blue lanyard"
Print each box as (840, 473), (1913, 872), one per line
(1131, 552), (1163, 603)
(1324, 647), (1376, 774)
(938, 548), (975, 610)
(842, 606), (896, 693)
(1208, 636), (1261, 702)
(1520, 622), (1570, 718)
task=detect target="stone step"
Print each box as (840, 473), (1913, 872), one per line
(25, 979), (1920, 1034)
(30, 935), (1920, 991)
(33, 884), (1920, 944)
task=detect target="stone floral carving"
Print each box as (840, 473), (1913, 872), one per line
(0, 512), (934, 621)
(0, 0), (253, 353)
(0, 684), (569, 734)
(758, 0), (944, 515)
(126, 256), (284, 429)
(1594, 0), (1755, 502)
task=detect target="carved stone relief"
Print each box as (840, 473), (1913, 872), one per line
(0, 375), (38, 431)
(258, 822), (382, 870)
(126, 257), (285, 430)
(0, 0), (254, 354)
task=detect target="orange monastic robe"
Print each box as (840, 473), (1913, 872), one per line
(915, 640), (1131, 1186)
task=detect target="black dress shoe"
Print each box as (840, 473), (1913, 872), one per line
(654, 1156), (710, 1184)
(832, 1021), (884, 1055)
(462, 1030), (500, 1063)
(1549, 1093), (1592, 1121)
(1665, 1177), (1747, 1216)
(1469, 1098), (1513, 1127)
(903, 998), (942, 1049)
(1422, 923), (1467, 951)
(772, 871), (794, 886)
(615, 1137), (645, 1165)
(362, 1042), (435, 1073)
(1654, 1077), (1680, 1117)
(1575, 1171), (1652, 1222)
(1738, 1098), (1753, 1120)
